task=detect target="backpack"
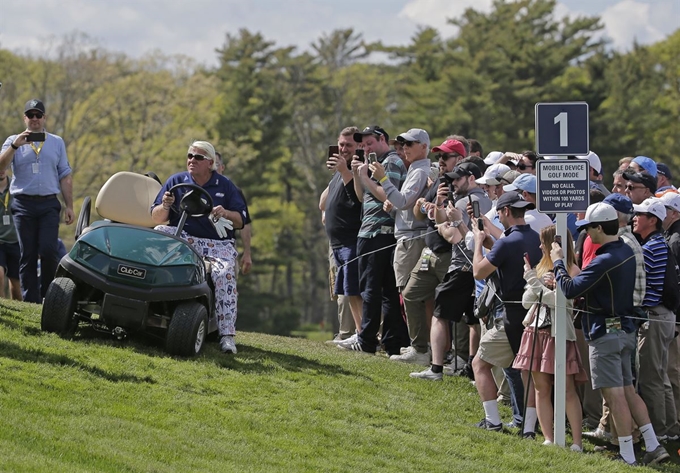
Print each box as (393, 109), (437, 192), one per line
(662, 243), (680, 312)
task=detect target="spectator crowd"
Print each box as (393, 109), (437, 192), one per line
(320, 125), (679, 467)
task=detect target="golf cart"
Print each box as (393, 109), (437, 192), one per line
(40, 171), (218, 356)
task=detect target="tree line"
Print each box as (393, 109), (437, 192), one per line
(0, 0), (677, 335)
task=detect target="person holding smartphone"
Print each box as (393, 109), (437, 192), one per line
(318, 127), (365, 343)
(0, 99), (74, 303)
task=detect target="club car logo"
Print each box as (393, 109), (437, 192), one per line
(117, 264), (146, 279)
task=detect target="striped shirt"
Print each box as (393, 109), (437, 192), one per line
(618, 227), (646, 306)
(358, 151), (406, 238)
(641, 231), (667, 307)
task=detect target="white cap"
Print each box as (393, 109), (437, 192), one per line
(660, 191), (680, 213)
(476, 163), (511, 186)
(483, 151), (503, 165)
(578, 151), (602, 174)
(633, 197), (667, 221)
(575, 202), (618, 230)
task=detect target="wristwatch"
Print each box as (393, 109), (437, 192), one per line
(451, 220), (463, 227)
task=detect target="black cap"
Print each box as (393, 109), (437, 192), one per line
(496, 192), (535, 211)
(622, 171), (657, 193)
(354, 125), (389, 143)
(444, 162), (482, 180)
(25, 99), (45, 114)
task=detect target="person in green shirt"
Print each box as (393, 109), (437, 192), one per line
(0, 169), (21, 300)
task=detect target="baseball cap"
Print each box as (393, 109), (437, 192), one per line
(354, 125), (389, 143)
(633, 198), (666, 221)
(499, 170), (521, 186)
(657, 163), (672, 180)
(432, 139), (466, 157)
(503, 173), (536, 193)
(622, 171), (657, 193)
(603, 193), (634, 215)
(496, 192), (534, 211)
(445, 162), (482, 180)
(476, 163), (511, 186)
(632, 156), (657, 178)
(575, 202), (618, 231)
(660, 191), (680, 213)
(25, 99), (45, 114)
(396, 128), (430, 149)
(578, 151), (602, 174)
(483, 151), (503, 165)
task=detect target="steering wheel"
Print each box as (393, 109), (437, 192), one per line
(167, 183), (213, 217)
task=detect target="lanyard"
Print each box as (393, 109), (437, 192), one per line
(1, 189), (8, 215)
(30, 141), (44, 159)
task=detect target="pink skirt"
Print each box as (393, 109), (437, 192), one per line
(512, 326), (588, 384)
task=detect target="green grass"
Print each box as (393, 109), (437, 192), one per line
(0, 300), (677, 472)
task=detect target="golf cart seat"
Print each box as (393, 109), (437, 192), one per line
(95, 172), (163, 227)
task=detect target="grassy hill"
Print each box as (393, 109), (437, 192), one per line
(0, 299), (676, 472)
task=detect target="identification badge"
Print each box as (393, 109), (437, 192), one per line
(419, 249), (432, 272)
(32, 163), (40, 174)
(2, 215), (9, 225)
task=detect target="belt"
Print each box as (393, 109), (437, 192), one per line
(16, 194), (56, 201)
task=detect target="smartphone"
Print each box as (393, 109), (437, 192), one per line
(368, 152), (377, 164)
(447, 190), (454, 203)
(355, 149), (365, 162)
(524, 252), (530, 264)
(477, 218), (484, 231)
(554, 235), (562, 248)
(328, 145), (339, 158)
(472, 200), (480, 218)
(27, 131), (46, 142)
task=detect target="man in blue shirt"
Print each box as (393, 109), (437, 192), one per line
(152, 140), (246, 355)
(552, 202), (669, 466)
(0, 99), (74, 303)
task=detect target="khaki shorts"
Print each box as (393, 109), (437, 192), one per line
(393, 237), (426, 288)
(477, 324), (515, 369)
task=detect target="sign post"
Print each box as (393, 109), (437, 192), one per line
(535, 101), (589, 448)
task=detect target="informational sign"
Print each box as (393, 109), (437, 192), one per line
(535, 102), (589, 156)
(536, 159), (589, 213)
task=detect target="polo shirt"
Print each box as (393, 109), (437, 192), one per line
(486, 224), (542, 300)
(324, 171), (361, 248)
(153, 171), (246, 240)
(358, 150), (405, 238)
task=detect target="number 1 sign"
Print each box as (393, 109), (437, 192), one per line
(535, 102), (589, 156)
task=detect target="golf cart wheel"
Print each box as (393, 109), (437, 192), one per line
(166, 301), (208, 356)
(41, 277), (78, 337)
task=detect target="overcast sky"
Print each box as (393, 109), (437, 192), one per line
(0, 0), (677, 67)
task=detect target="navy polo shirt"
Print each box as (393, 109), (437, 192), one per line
(153, 171), (246, 240)
(486, 224), (542, 300)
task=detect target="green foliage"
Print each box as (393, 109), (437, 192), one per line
(0, 2), (678, 334)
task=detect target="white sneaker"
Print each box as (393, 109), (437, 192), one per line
(336, 333), (358, 348)
(389, 347), (430, 366)
(220, 335), (237, 354)
(570, 444), (583, 452)
(582, 427), (611, 440)
(409, 367), (443, 381)
(328, 333), (357, 345)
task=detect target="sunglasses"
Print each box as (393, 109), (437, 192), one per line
(625, 184), (645, 191)
(402, 141), (421, 147)
(517, 163), (533, 171)
(25, 112), (44, 119)
(437, 153), (462, 161)
(187, 153), (209, 161)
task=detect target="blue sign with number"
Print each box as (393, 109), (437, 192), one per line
(535, 102), (589, 156)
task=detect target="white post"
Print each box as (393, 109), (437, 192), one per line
(553, 213), (567, 447)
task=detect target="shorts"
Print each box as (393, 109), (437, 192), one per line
(433, 270), (478, 325)
(332, 245), (360, 296)
(477, 324), (515, 368)
(0, 241), (20, 280)
(393, 237), (426, 288)
(588, 330), (636, 390)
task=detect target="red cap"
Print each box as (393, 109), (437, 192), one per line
(431, 139), (466, 156)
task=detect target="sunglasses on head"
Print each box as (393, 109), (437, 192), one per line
(187, 153), (209, 161)
(25, 112), (43, 119)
